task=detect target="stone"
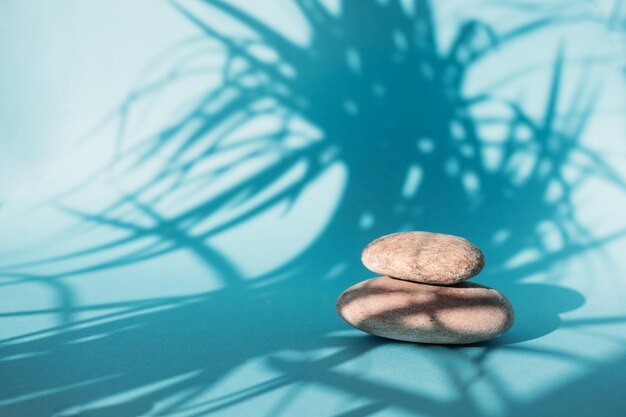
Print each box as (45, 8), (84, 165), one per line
(336, 276), (514, 344)
(361, 231), (485, 285)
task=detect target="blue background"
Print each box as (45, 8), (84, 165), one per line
(1, 1), (626, 416)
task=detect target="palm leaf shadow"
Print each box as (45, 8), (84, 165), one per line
(1, 1), (626, 416)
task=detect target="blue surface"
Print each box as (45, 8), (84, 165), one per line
(1, 1), (626, 416)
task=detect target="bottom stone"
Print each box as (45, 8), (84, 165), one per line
(336, 276), (514, 344)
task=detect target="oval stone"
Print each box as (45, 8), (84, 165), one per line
(361, 232), (485, 285)
(336, 276), (514, 344)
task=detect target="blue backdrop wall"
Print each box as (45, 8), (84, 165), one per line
(1, 1), (626, 416)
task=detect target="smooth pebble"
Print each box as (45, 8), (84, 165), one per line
(336, 276), (514, 344)
(361, 231), (485, 285)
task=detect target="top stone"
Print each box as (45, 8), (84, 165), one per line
(361, 232), (485, 285)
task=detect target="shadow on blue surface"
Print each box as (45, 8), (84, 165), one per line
(1, 1), (625, 416)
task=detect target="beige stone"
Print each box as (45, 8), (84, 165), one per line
(361, 232), (485, 285)
(336, 276), (514, 344)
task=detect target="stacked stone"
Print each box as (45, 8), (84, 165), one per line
(336, 232), (514, 344)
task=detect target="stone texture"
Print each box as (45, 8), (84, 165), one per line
(361, 231), (485, 285)
(336, 276), (514, 344)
